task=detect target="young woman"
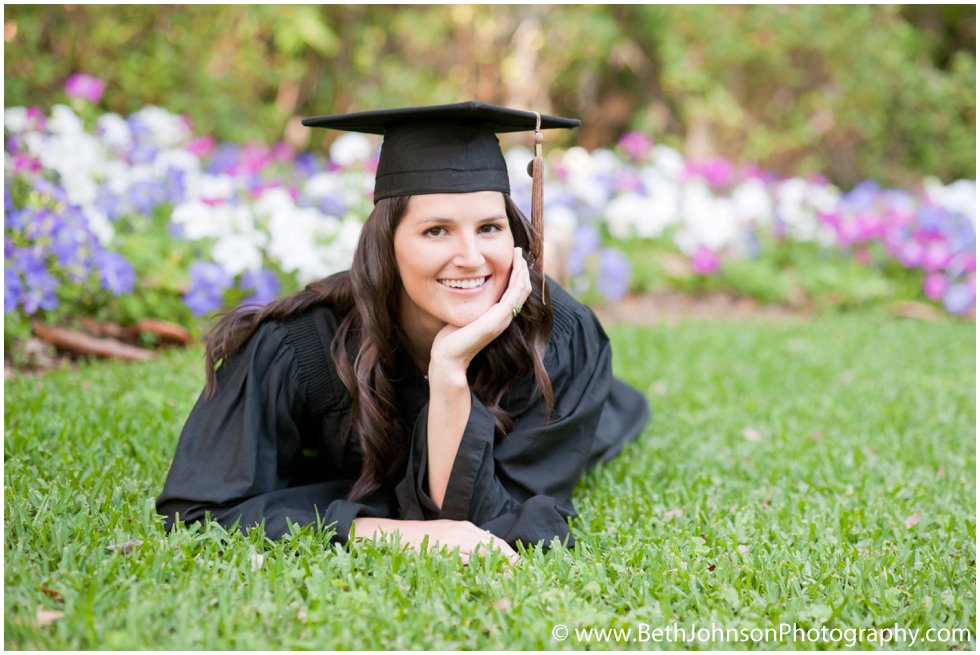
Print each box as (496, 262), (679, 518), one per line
(157, 102), (649, 563)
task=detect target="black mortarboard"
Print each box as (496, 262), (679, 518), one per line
(301, 101), (580, 202)
(302, 101), (581, 302)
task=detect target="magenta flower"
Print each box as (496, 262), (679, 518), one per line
(691, 246), (720, 275)
(685, 158), (735, 189)
(921, 240), (952, 272)
(65, 73), (106, 104)
(618, 131), (653, 162)
(923, 273), (948, 301)
(187, 135), (216, 158)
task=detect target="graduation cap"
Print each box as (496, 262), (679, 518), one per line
(302, 101), (581, 296)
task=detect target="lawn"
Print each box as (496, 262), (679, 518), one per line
(4, 311), (975, 650)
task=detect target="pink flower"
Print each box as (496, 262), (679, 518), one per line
(65, 73), (106, 103)
(923, 273), (947, 301)
(685, 158), (735, 189)
(618, 131), (653, 162)
(691, 246), (720, 275)
(186, 135), (216, 158)
(921, 239), (952, 272)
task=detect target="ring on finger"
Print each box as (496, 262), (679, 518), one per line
(512, 305), (522, 318)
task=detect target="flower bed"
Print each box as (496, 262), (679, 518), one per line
(4, 76), (975, 353)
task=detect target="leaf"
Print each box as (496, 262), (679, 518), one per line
(742, 427), (763, 442)
(106, 539), (144, 554)
(664, 508), (683, 520)
(904, 512), (921, 528)
(36, 607), (64, 627)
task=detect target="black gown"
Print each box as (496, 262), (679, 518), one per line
(157, 283), (649, 548)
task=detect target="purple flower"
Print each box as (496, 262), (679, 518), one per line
(95, 185), (125, 221)
(596, 248), (631, 303)
(240, 269), (281, 307)
(128, 179), (168, 216)
(568, 225), (602, 277)
(96, 251), (136, 295)
(206, 144), (242, 175)
(13, 249), (59, 314)
(65, 73), (106, 104)
(317, 194), (346, 218)
(691, 246), (720, 275)
(915, 205), (946, 237)
(943, 283), (975, 315)
(184, 261), (233, 316)
(5, 267), (23, 313)
(294, 152), (320, 179)
(841, 180), (880, 214)
(923, 273), (947, 301)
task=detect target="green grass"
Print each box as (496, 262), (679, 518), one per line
(4, 313), (975, 649)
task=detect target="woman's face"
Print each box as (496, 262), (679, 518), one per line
(393, 191), (514, 332)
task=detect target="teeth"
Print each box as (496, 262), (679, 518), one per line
(440, 277), (487, 289)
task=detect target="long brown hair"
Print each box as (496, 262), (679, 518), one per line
(203, 194), (554, 501)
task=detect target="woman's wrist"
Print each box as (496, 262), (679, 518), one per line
(427, 358), (470, 387)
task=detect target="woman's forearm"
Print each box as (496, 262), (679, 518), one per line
(425, 365), (471, 509)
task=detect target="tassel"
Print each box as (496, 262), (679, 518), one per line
(529, 112), (547, 305)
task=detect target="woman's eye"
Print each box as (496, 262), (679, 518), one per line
(479, 223), (503, 233)
(425, 226), (448, 237)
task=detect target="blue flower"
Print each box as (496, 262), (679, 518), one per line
(95, 185), (125, 221)
(164, 166), (187, 205)
(184, 261), (233, 316)
(596, 248), (631, 303)
(96, 250), (136, 295)
(943, 283), (975, 315)
(128, 179), (168, 216)
(240, 269), (281, 307)
(568, 224), (602, 277)
(5, 267), (23, 313)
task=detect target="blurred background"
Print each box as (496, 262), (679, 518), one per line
(3, 5), (977, 365)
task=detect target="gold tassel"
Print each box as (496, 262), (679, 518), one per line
(529, 112), (547, 305)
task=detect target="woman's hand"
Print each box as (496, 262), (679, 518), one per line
(428, 247), (532, 376)
(352, 517), (519, 566)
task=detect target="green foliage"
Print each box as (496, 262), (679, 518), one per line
(4, 317), (975, 649)
(4, 6), (973, 186)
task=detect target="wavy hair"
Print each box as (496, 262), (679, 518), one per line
(203, 194), (554, 501)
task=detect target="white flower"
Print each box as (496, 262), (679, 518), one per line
(212, 234), (264, 276)
(82, 206), (115, 245)
(191, 174), (236, 203)
(731, 178), (773, 226)
(96, 113), (133, 152)
(925, 178), (976, 222)
(604, 193), (644, 240)
(172, 201), (224, 240)
(544, 203), (578, 233)
(329, 133), (375, 167)
(676, 181), (738, 253)
(4, 107), (28, 133)
(49, 104), (85, 135)
(652, 145), (686, 180)
(130, 106), (192, 149)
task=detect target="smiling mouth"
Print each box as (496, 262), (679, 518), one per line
(438, 276), (489, 290)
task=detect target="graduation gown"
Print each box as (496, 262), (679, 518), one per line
(157, 283), (649, 548)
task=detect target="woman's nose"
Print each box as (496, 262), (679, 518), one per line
(452, 234), (486, 268)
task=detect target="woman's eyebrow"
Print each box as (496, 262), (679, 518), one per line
(415, 214), (507, 225)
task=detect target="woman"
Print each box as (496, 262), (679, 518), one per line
(157, 102), (649, 563)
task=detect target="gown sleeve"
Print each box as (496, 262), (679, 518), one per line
(156, 317), (391, 543)
(394, 288), (649, 549)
